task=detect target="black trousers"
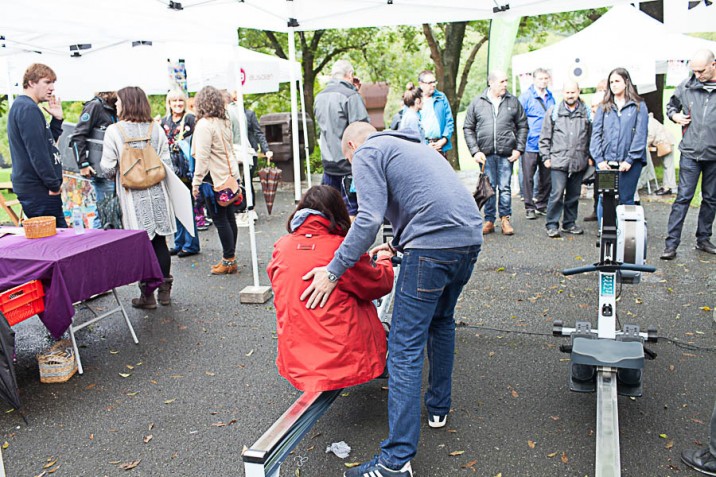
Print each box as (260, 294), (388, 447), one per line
(521, 152), (551, 212)
(205, 199), (238, 259)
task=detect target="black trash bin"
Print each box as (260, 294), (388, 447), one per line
(259, 112), (314, 182)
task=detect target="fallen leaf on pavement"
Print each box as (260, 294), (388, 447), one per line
(462, 459), (477, 472)
(528, 440), (536, 449)
(143, 435), (153, 444)
(344, 463), (360, 468)
(119, 460), (141, 470)
(547, 452), (558, 458)
(561, 452), (568, 464)
(164, 399), (176, 404)
(449, 450), (465, 456)
(119, 373), (131, 378)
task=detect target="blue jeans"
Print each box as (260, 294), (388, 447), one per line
(665, 157), (716, 249)
(322, 172), (358, 216)
(173, 195), (200, 253)
(92, 177), (116, 229)
(483, 155), (512, 222)
(597, 162), (643, 224)
(379, 245), (480, 469)
(16, 191), (67, 228)
(546, 169), (584, 230)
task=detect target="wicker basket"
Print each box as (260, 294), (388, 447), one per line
(23, 216), (57, 239)
(37, 340), (77, 383)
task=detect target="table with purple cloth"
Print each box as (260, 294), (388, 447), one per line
(0, 228), (162, 339)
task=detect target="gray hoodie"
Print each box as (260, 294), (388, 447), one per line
(314, 79), (369, 175)
(327, 129), (483, 277)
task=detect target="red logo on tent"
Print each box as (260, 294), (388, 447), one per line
(240, 68), (246, 85)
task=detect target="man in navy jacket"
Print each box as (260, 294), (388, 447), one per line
(8, 63), (66, 227)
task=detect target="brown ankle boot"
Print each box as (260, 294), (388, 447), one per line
(211, 257), (238, 275)
(482, 221), (495, 235)
(131, 282), (157, 309)
(157, 275), (173, 306)
(500, 216), (514, 235)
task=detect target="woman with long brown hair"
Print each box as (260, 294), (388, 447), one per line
(191, 86), (242, 275)
(267, 185), (394, 392)
(100, 86), (176, 308)
(590, 67), (649, 210)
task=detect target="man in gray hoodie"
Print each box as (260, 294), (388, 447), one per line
(314, 60), (369, 216)
(301, 123), (482, 477)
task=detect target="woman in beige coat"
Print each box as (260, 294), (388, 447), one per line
(191, 86), (242, 274)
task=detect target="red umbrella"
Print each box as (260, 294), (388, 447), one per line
(258, 162), (282, 215)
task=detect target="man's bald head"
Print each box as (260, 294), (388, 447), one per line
(342, 122), (377, 162)
(690, 49), (715, 83)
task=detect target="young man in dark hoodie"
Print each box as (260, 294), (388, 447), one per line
(301, 123), (483, 477)
(8, 63), (66, 227)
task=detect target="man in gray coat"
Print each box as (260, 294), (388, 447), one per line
(464, 70), (527, 236)
(539, 80), (591, 238)
(661, 49), (716, 260)
(314, 60), (369, 216)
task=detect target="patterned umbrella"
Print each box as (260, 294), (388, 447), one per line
(258, 162), (282, 215)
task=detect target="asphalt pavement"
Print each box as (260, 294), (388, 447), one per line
(2, 174), (714, 477)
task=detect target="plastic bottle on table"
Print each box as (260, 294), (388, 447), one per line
(72, 206), (85, 235)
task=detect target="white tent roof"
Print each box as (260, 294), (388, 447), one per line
(664, 0), (716, 33)
(2, 0), (649, 38)
(0, 42), (301, 100)
(512, 4), (716, 93)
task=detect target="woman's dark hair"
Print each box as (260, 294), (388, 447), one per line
(194, 85), (227, 120)
(403, 82), (423, 108)
(117, 86), (152, 122)
(601, 67), (643, 110)
(286, 185), (351, 235)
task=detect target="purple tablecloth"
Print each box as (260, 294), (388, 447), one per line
(0, 228), (163, 339)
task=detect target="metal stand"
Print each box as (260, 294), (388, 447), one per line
(70, 288), (138, 374)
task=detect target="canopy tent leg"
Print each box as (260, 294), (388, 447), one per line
(288, 26), (301, 203)
(298, 76), (312, 189)
(233, 46), (272, 304)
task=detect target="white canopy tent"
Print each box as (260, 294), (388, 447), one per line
(0, 41), (301, 100)
(664, 0), (716, 33)
(511, 4), (716, 94)
(2, 0), (654, 298)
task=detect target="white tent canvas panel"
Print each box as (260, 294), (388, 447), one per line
(512, 4), (716, 94)
(0, 42), (301, 100)
(664, 1), (716, 33)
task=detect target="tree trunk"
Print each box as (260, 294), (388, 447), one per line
(640, 0), (665, 123)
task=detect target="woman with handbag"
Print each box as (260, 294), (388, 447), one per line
(191, 86), (243, 275)
(160, 89), (201, 258)
(100, 86), (176, 308)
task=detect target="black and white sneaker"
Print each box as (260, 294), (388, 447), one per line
(428, 414), (447, 428)
(344, 456), (413, 477)
(561, 225), (584, 235)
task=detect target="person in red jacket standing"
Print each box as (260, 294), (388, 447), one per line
(267, 185), (394, 392)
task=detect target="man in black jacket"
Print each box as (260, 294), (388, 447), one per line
(245, 108), (272, 213)
(8, 63), (66, 227)
(70, 92), (117, 228)
(661, 49), (716, 260)
(539, 80), (591, 238)
(464, 70), (527, 235)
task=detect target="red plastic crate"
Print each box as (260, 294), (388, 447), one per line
(0, 280), (45, 326)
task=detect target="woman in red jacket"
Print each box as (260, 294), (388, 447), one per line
(267, 185), (394, 392)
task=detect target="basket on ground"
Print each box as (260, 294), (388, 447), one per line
(37, 340), (78, 383)
(0, 280), (45, 326)
(23, 216), (56, 239)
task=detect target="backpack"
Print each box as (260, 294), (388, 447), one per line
(117, 122), (167, 190)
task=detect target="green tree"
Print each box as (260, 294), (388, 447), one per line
(238, 27), (381, 125)
(422, 8), (605, 169)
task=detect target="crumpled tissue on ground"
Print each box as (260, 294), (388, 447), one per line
(326, 441), (351, 459)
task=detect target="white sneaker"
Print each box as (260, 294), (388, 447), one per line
(428, 414), (447, 428)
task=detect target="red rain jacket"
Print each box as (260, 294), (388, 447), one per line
(267, 215), (394, 392)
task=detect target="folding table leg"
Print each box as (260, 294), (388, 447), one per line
(69, 324), (84, 375)
(113, 288), (139, 344)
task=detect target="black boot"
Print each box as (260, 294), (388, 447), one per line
(131, 282), (157, 309)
